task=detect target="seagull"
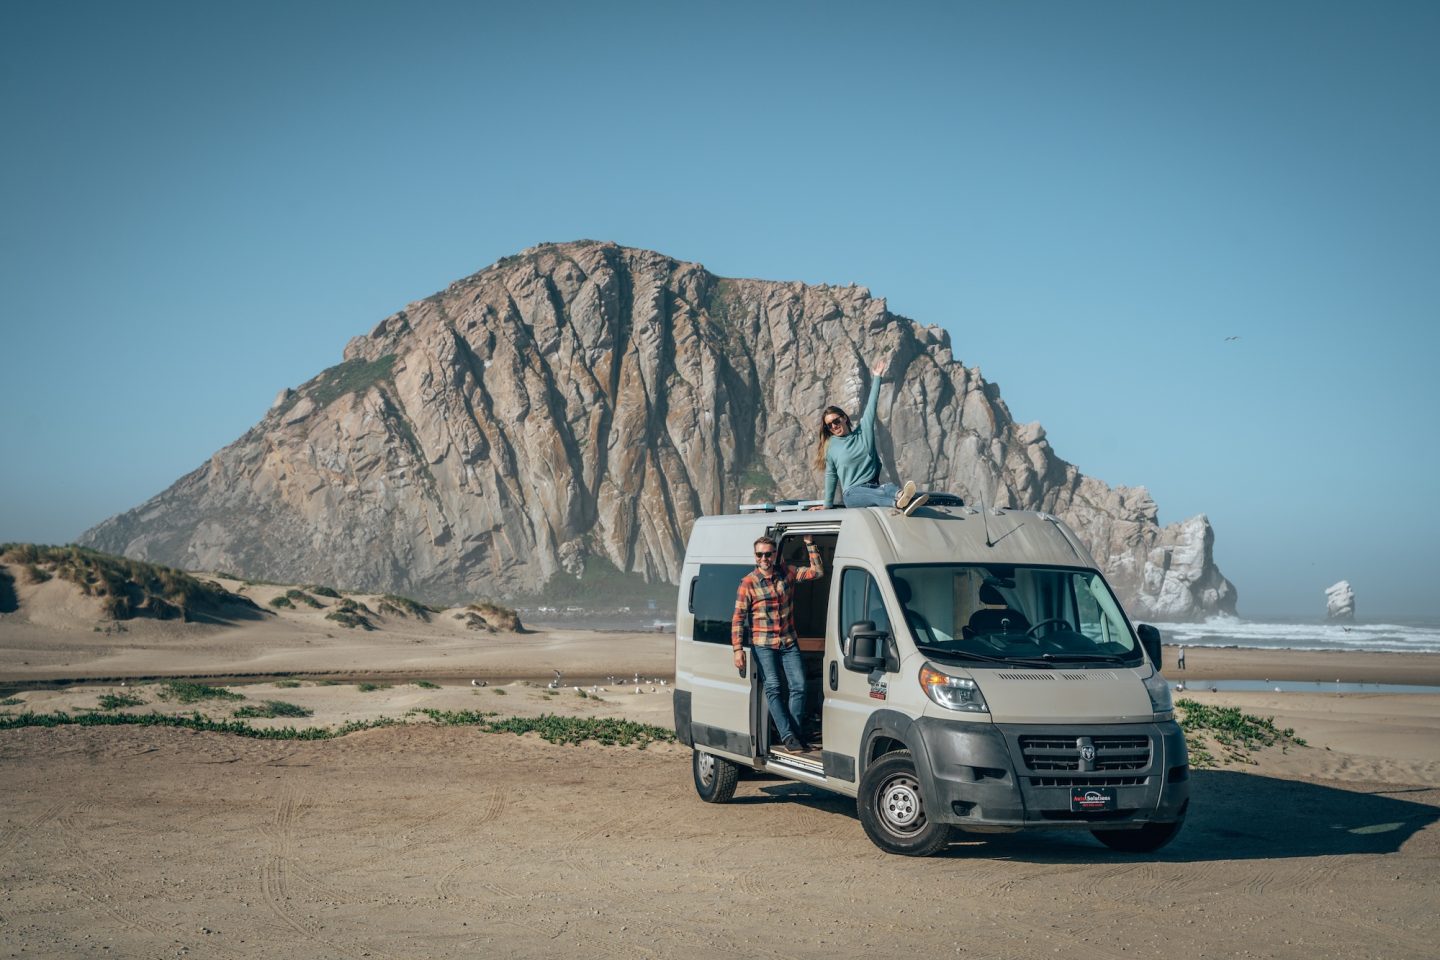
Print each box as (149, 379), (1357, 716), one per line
(1224, 335), (1241, 341)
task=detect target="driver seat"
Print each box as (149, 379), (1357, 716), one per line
(964, 583), (1030, 638)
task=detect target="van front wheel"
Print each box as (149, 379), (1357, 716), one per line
(692, 749), (739, 803)
(858, 750), (952, 856)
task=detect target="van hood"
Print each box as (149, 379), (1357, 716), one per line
(967, 666), (1157, 724)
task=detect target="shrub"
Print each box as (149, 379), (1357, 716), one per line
(274, 679), (302, 688)
(357, 682), (390, 692)
(413, 680), (440, 689)
(269, 595), (294, 610)
(24, 563), (51, 584)
(307, 585), (342, 598)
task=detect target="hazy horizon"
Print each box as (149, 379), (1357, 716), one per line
(3, 1), (1437, 615)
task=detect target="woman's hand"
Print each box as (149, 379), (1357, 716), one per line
(871, 356), (889, 379)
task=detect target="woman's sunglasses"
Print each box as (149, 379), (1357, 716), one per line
(824, 417), (847, 431)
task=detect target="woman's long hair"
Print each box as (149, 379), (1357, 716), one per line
(815, 405), (851, 471)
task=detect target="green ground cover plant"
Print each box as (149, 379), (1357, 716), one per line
(233, 700), (313, 719)
(0, 711), (397, 740)
(417, 709), (675, 748)
(306, 585), (342, 598)
(1177, 698), (1308, 768)
(413, 680), (440, 689)
(269, 595), (294, 609)
(357, 682), (390, 692)
(97, 692), (145, 710)
(274, 679), (302, 688)
(157, 680), (245, 704)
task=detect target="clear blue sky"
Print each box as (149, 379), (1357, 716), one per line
(3, 1), (1437, 617)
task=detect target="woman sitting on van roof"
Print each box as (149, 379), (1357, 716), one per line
(814, 355), (927, 515)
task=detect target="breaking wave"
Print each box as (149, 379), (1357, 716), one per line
(1157, 616), (1440, 654)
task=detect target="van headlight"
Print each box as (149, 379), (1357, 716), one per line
(1143, 669), (1174, 720)
(919, 664), (989, 713)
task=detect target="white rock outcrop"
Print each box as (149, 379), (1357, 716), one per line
(1325, 580), (1356, 621)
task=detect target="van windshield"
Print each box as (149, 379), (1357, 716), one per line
(888, 564), (1141, 667)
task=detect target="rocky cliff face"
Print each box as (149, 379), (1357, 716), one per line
(81, 241), (1236, 620)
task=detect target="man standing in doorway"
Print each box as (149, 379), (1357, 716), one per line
(732, 534), (824, 753)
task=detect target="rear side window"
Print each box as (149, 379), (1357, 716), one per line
(690, 564), (752, 645)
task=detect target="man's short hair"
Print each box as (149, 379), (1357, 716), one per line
(753, 535), (777, 551)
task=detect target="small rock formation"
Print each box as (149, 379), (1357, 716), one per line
(1325, 580), (1356, 621)
(80, 241), (1236, 619)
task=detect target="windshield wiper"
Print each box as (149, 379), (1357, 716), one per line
(1033, 653), (1133, 664)
(916, 646), (1013, 664)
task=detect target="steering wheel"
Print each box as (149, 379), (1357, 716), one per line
(1027, 618), (1075, 639)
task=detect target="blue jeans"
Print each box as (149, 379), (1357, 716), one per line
(752, 643), (808, 745)
(842, 481), (901, 508)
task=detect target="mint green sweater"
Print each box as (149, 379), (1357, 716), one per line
(823, 379), (882, 507)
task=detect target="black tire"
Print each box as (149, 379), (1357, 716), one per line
(692, 749), (739, 803)
(1091, 818), (1184, 853)
(857, 749), (952, 856)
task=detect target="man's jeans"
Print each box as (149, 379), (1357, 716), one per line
(752, 642), (807, 745)
(842, 481), (901, 508)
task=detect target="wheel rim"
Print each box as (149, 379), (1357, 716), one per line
(697, 752), (716, 788)
(877, 773), (925, 836)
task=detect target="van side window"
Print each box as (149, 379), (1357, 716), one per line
(690, 565), (752, 645)
(839, 568), (890, 636)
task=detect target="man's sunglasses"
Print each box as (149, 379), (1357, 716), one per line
(754, 551), (775, 559)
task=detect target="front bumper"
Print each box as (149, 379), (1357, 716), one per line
(911, 718), (1190, 831)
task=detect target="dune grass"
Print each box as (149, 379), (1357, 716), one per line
(0, 543), (257, 621)
(97, 692), (146, 710)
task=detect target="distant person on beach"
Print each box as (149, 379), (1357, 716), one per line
(1177, 644), (1186, 670)
(813, 356), (927, 514)
(732, 534), (824, 753)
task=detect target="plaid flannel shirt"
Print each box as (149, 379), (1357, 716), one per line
(731, 544), (824, 649)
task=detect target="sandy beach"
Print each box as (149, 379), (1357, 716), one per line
(3, 570), (1438, 959)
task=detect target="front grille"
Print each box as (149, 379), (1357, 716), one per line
(1018, 734), (1152, 772)
(1028, 776), (1147, 788)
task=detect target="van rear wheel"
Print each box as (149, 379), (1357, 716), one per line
(693, 749), (739, 803)
(858, 750), (952, 856)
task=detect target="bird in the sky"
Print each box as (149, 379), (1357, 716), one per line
(1224, 336), (1241, 341)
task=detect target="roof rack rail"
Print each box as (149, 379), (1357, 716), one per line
(738, 499), (826, 514)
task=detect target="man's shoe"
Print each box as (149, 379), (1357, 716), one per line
(903, 493), (930, 517)
(895, 480), (917, 510)
(781, 737), (803, 753)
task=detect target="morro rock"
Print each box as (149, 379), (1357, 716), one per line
(80, 241), (1236, 619)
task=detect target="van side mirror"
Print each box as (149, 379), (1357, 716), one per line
(845, 620), (887, 672)
(1136, 623), (1162, 668)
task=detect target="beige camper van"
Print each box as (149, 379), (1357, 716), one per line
(671, 502), (1188, 857)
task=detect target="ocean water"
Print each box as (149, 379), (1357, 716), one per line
(1157, 616), (1440, 655)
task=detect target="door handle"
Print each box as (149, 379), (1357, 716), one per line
(828, 660), (838, 691)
